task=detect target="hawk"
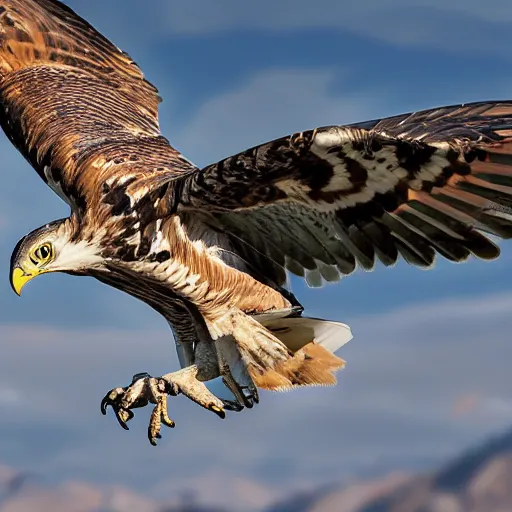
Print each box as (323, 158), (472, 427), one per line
(4, 0), (512, 445)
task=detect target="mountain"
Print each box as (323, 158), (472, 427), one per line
(267, 426), (512, 512)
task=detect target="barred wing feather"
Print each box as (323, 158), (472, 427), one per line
(176, 101), (512, 287)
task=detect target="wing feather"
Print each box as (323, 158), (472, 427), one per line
(4, 3), (512, 292)
(0, 0), (194, 217)
(173, 101), (512, 286)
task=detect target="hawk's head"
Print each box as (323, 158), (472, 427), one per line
(9, 219), (104, 295)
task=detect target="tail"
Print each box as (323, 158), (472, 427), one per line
(209, 309), (352, 392)
(254, 314), (353, 391)
(262, 315), (353, 353)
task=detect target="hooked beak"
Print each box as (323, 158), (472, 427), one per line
(10, 267), (39, 296)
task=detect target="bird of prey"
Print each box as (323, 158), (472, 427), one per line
(4, 0), (512, 445)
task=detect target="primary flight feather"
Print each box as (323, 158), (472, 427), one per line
(3, 0), (512, 444)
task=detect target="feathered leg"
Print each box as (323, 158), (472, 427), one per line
(101, 307), (348, 445)
(208, 308), (348, 391)
(206, 309), (296, 390)
(215, 335), (259, 408)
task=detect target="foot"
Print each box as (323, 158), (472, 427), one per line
(101, 367), (242, 445)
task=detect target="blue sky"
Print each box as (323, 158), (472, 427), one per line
(1, 1), (512, 510)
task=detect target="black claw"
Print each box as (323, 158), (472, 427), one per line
(101, 385), (139, 431)
(208, 404), (226, 419)
(243, 396), (254, 409)
(161, 417), (176, 429)
(222, 399), (244, 412)
(118, 420), (130, 431)
(114, 408), (134, 430)
(237, 386), (255, 409)
(148, 427), (161, 446)
(100, 397), (109, 416)
(221, 377), (250, 408)
(101, 391), (116, 416)
(101, 388), (126, 416)
(115, 414), (129, 430)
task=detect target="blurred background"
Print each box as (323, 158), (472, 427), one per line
(1, 1), (512, 510)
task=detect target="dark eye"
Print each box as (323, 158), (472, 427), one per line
(34, 244), (52, 261)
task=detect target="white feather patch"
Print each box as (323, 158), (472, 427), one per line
(259, 315), (353, 354)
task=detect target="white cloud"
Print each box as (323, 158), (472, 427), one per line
(58, 0), (512, 51)
(0, 292), (511, 507)
(163, 0), (512, 53)
(0, 3), (511, 507)
(173, 68), (385, 167)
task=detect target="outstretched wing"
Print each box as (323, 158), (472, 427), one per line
(0, 0), (194, 215)
(174, 102), (512, 287)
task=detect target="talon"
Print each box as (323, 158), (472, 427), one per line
(101, 376), (153, 433)
(208, 404), (226, 419)
(221, 375), (247, 407)
(115, 408), (133, 430)
(100, 387), (125, 415)
(222, 399), (244, 412)
(103, 366), (232, 444)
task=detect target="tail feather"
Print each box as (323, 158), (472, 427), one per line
(253, 314), (352, 391)
(262, 315), (352, 354)
(210, 310), (353, 392)
(253, 342), (344, 391)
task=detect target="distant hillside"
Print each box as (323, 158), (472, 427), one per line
(267, 426), (512, 512)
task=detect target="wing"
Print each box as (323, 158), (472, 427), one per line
(0, 0), (195, 215)
(173, 101), (512, 287)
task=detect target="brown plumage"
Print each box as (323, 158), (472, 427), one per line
(0, 0), (188, 222)
(4, 0), (512, 444)
(251, 342), (345, 391)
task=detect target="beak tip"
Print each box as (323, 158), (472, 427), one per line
(10, 267), (31, 297)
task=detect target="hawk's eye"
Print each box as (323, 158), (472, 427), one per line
(31, 243), (53, 264)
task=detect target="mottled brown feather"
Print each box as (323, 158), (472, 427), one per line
(0, 0), (194, 221)
(173, 102), (512, 286)
(5, 3), (512, 392)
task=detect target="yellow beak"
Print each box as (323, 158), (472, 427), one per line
(10, 267), (37, 296)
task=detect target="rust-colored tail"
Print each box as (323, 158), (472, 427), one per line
(251, 341), (346, 391)
(249, 315), (352, 391)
